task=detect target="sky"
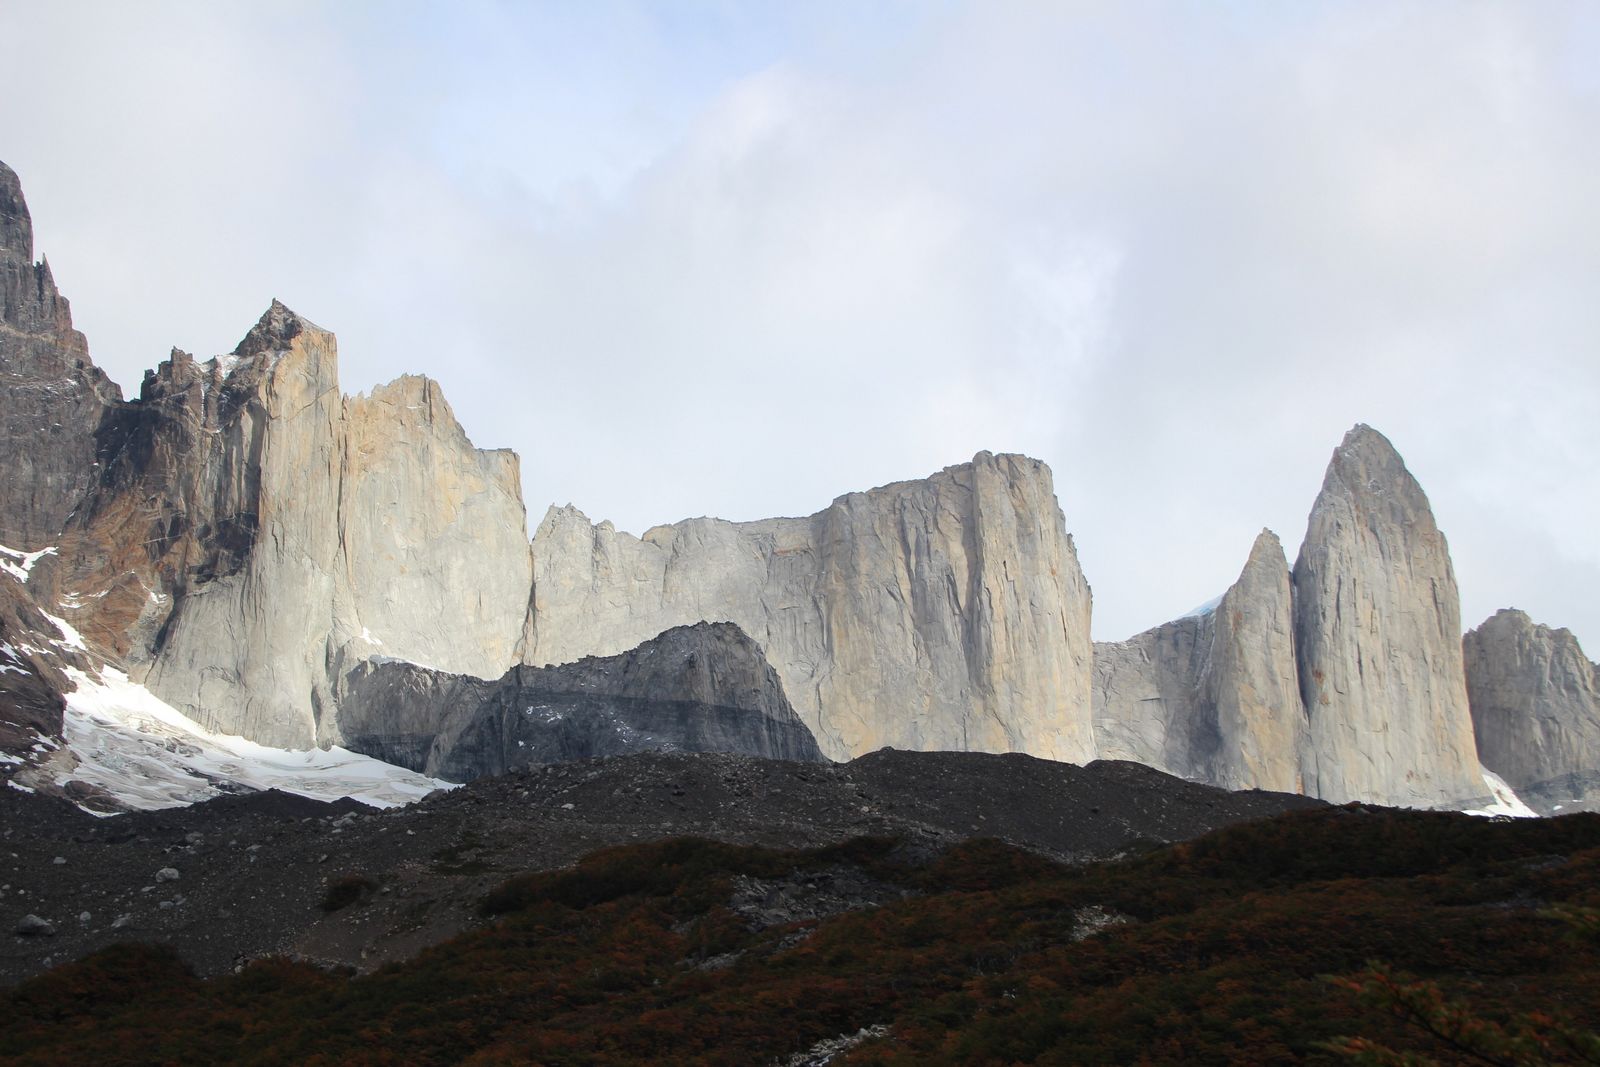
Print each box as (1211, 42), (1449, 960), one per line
(2, 1), (1597, 652)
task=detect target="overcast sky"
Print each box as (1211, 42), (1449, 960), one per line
(3, 1), (1597, 652)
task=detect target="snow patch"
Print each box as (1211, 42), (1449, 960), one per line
(0, 543), (57, 584)
(58, 666), (457, 813)
(42, 611), (87, 651)
(1462, 767), (1539, 818)
(209, 353), (245, 377)
(1181, 594), (1223, 619)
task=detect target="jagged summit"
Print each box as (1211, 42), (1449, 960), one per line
(232, 298), (329, 361)
(1, 159), (83, 347)
(0, 160), (117, 548)
(0, 159), (30, 250)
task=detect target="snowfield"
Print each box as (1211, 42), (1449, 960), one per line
(1462, 767), (1538, 818)
(58, 665), (456, 813)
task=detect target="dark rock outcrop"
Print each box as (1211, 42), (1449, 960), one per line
(338, 622), (827, 779)
(1466, 608), (1600, 814)
(0, 572), (70, 754)
(0, 160), (122, 549)
(1292, 425), (1482, 807)
(0, 551), (99, 763)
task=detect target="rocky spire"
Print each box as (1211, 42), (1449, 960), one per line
(1092, 528), (1303, 793)
(0, 160), (121, 548)
(1, 161), (83, 350)
(234, 298), (310, 360)
(1465, 608), (1600, 814)
(1208, 529), (1306, 792)
(1292, 424), (1481, 806)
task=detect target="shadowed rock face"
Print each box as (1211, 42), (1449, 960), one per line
(1466, 608), (1600, 814)
(1292, 425), (1481, 807)
(1094, 530), (1304, 793)
(337, 622), (827, 779)
(0, 574), (70, 753)
(0, 161), (123, 549)
(526, 452), (1095, 764)
(0, 549), (102, 763)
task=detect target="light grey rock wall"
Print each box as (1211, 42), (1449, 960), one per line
(1292, 424), (1481, 807)
(334, 374), (532, 686)
(1092, 613), (1215, 780)
(525, 452), (1096, 764)
(1466, 608), (1600, 814)
(1209, 530), (1306, 793)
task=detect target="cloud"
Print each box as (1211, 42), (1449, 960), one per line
(2, 1), (1596, 650)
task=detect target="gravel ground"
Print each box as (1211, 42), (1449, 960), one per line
(0, 749), (1323, 985)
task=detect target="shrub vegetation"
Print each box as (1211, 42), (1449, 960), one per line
(2, 806), (1597, 1065)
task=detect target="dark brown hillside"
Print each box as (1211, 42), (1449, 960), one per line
(3, 805), (1596, 1065)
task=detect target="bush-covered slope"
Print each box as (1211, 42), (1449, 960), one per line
(4, 807), (1598, 1066)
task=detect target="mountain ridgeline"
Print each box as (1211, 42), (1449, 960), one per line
(2, 158), (1595, 812)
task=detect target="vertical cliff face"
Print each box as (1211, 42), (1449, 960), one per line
(1093, 530), (1303, 793)
(1292, 425), (1481, 807)
(130, 302), (347, 747)
(1210, 530), (1306, 793)
(335, 375), (532, 682)
(0, 161), (122, 549)
(527, 452), (1095, 763)
(1092, 612), (1216, 780)
(1465, 609), (1600, 814)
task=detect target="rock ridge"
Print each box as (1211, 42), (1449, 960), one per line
(337, 621), (827, 779)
